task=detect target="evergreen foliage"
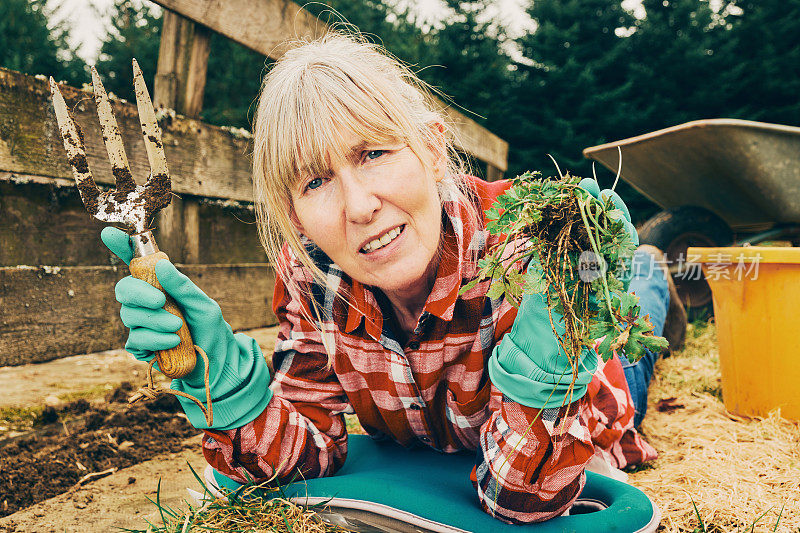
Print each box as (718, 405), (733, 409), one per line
(15, 0), (800, 223)
(508, 0), (637, 176)
(625, 0), (733, 134)
(721, 0), (800, 125)
(95, 0), (161, 103)
(0, 0), (86, 85)
(202, 34), (266, 129)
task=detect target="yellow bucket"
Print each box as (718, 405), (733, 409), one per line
(687, 247), (800, 420)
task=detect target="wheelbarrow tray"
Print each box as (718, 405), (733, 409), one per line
(583, 119), (800, 232)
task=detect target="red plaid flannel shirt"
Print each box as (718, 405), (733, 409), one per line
(201, 176), (656, 524)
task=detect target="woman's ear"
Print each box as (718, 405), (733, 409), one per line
(289, 206), (305, 234)
(428, 122), (447, 182)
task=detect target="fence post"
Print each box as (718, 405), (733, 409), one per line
(153, 9), (211, 264)
(486, 164), (504, 182)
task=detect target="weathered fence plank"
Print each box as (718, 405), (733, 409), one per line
(150, 0), (509, 172)
(485, 163), (504, 182)
(155, 11), (212, 118)
(0, 174), (264, 267)
(0, 68), (254, 202)
(0, 264), (277, 366)
(152, 0), (325, 60)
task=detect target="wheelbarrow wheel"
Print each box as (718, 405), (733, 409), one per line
(639, 206), (732, 309)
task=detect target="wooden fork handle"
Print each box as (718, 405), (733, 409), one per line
(129, 251), (196, 379)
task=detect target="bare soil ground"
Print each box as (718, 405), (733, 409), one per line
(0, 327), (279, 532)
(0, 384), (197, 518)
(0, 349), (148, 417)
(0, 435), (206, 533)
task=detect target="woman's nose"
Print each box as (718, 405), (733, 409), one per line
(341, 171), (381, 224)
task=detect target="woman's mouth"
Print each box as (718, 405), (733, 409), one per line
(360, 225), (405, 254)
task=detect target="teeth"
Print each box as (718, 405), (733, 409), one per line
(362, 226), (402, 253)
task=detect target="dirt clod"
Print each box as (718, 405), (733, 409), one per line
(146, 134), (163, 150)
(75, 175), (100, 215)
(142, 173), (171, 218)
(534, 198), (592, 253)
(67, 153), (89, 175)
(34, 406), (59, 426)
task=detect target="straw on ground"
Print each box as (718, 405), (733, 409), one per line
(630, 321), (800, 532)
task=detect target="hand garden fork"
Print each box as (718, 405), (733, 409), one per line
(49, 61), (199, 381)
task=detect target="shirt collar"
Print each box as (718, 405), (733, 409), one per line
(344, 279), (384, 339)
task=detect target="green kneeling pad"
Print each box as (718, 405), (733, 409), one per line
(207, 434), (659, 532)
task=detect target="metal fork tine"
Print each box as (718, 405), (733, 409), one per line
(49, 77), (101, 216)
(91, 66), (136, 195)
(132, 59), (170, 183)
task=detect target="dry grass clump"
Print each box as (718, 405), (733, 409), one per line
(630, 321), (800, 532)
(126, 478), (350, 533)
(128, 418), (366, 531)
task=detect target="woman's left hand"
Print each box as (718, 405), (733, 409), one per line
(488, 258), (599, 410)
(577, 177), (639, 247)
(577, 178), (638, 292)
(487, 179), (638, 409)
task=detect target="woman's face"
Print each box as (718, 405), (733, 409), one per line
(291, 131), (443, 300)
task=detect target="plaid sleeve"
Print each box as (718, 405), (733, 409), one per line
(200, 273), (351, 485)
(584, 356), (658, 468)
(471, 387), (595, 524)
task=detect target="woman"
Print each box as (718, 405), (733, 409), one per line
(102, 32), (671, 524)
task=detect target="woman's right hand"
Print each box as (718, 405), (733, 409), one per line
(101, 227), (185, 365)
(101, 226), (235, 387)
(100, 226), (273, 430)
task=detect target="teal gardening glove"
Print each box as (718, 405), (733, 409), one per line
(488, 179), (638, 409)
(101, 227), (272, 430)
(578, 177), (639, 291)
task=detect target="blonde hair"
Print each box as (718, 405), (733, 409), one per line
(252, 31), (480, 357)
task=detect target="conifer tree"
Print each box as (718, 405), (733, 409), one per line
(0, 0), (86, 85)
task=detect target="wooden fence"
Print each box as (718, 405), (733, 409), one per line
(0, 0), (508, 366)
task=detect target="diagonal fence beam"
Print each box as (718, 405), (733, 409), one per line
(150, 0), (509, 172)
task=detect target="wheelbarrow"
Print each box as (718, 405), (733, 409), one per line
(583, 118), (800, 308)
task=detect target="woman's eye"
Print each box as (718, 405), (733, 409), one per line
(365, 150), (385, 161)
(306, 177), (324, 191)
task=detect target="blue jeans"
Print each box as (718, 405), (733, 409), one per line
(617, 248), (670, 428)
